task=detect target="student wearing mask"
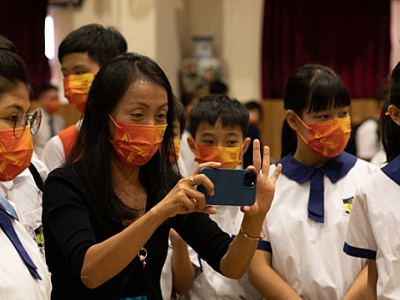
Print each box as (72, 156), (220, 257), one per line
(182, 95), (264, 300)
(344, 61), (400, 299)
(0, 40), (52, 300)
(41, 23), (127, 171)
(248, 64), (377, 300)
(32, 83), (65, 157)
(0, 35), (48, 253)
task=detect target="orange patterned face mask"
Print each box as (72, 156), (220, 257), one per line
(0, 128), (34, 181)
(296, 114), (351, 158)
(63, 73), (95, 113)
(194, 144), (242, 169)
(109, 116), (167, 167)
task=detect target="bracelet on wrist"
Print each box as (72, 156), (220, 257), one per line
(240, 225), (265, 241)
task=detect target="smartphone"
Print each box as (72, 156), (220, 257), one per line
(197, 167), (257, 206)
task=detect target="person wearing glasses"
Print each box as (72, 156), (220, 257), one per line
(0, 36), (49, 255)
(0, 39), (52, 299)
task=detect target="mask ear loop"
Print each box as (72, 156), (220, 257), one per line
(108, 115), (122, 129)
(294, 113), (311, 144)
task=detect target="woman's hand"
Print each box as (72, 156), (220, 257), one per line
(241, 139), (281, 217)
(155, 162), (221, 218)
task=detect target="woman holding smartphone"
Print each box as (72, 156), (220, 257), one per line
(42, 52), (281, 300)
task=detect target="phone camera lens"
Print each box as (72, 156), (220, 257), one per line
(243, 172), (256, 188)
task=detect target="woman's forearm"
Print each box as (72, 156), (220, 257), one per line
(219, 214), (265, 279)
(81, 206), (169, 288)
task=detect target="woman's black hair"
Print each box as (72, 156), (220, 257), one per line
(66, 52), (180, 221)
(381, 61), (400, 162)
(281, 64), (351, 157)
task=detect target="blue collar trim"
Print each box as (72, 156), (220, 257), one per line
(276, 152), (357, 184)
(381, 154), (400, 186)
(275, 152), (357, 223)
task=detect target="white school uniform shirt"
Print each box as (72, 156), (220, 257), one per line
(344, 154), (400, 299)
(183, 166), (262, 300)
(0, 199), (52, 299)
(0, 154), (48, 242)
(32, 109), (65, 157)
(370, 148), (387, 167)
(41, 120), (81, 172)
(260, 152), (377, 300)
(355, 118), (381, 160)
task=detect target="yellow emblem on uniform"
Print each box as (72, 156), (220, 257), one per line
(343, 197), (353, 214)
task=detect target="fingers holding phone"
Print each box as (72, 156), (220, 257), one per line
(156, 175), (217, 218)
(191, 161), (222, 176)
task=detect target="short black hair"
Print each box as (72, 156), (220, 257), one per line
(180, 92), (195, 108)
(173, 97), (186, 138)
(58, 23), (127, 67)
(189, 94), (249, 139)
(244, 100), (263, 120)
(209, 80), (228, 95)
(38, 83), (58, 97)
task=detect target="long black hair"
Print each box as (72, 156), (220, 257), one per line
(381, 61), (400, 162)
(281, 64), (351, 157)
(66, 52), (180, 221)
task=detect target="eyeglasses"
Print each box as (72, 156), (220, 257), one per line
(0, 109), (42, 138)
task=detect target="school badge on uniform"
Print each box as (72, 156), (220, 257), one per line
(342, 197), (353, 214)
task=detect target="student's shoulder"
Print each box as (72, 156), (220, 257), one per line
(42, 134), (63, 154)
(354, 169), (389, 201)
(354, 155), (380, 173)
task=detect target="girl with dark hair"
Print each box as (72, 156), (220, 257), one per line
(344, 61), (400, 298)
(42, 52), (280, 300)
(248, 64), (377, 299)
(0, 43), (52, 299)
